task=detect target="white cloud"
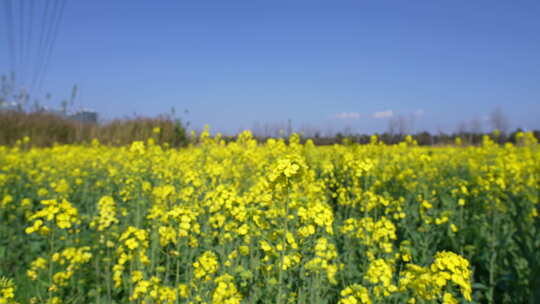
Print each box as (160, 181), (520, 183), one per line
(335, 112), (361, 119)
(372, 110), (394, 119)
(414, 109), (425, 116)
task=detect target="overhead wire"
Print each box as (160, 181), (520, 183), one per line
(38, 0), (67, 91)
(32, 0), (52, 90)
(18, 0), (26, 84)
(24, 0), (35, 88)
(3, 0), (16, 83)
(34, 0), (59, 92)
(2, 0), (68, 102)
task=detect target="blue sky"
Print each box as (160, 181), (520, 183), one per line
(1, 0), (540, 134)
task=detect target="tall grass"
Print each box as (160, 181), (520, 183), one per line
(0, 110), (188, 147)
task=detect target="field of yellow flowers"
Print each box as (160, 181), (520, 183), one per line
(0, 130), (539, 304)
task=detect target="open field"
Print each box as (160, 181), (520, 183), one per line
(0, 131), (539, 303)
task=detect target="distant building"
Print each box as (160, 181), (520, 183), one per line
(68, 110), (98, 123)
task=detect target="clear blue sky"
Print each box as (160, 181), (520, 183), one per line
(1, 0), (539, 134)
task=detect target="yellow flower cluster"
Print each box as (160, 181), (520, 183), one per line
(1, 130), (538, 302)
(90, 196), (118, 231)
(212, 274), (243, 304)
(364, 258), (398, 296)
(25, 199), (79, 234)
(193, 251), (219, 281)
(305, 237), (340, 284)
(130, 276), (177, 303)
(399, 251), (472, 301)
(26, 257), (47, 281)
(113, 226), (150, 288)
(48, 246), (93, 291)
(0, 277), (17, 304)
(342, 216), (397, 255)
(339, 284), (371, 304)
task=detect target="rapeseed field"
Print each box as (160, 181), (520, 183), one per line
(0, 130), (538, 303)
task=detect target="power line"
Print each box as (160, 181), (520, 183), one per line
(24, 0), (35, 86)
(35, 0), (60, 91)
(34, 0), (57, 90)
(38, 0), (67, 91)
(2, 0), (68, 100)
(3, 0), (16, 81)
(19, 0), (25, 83)
(32, 0), (52, 89)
